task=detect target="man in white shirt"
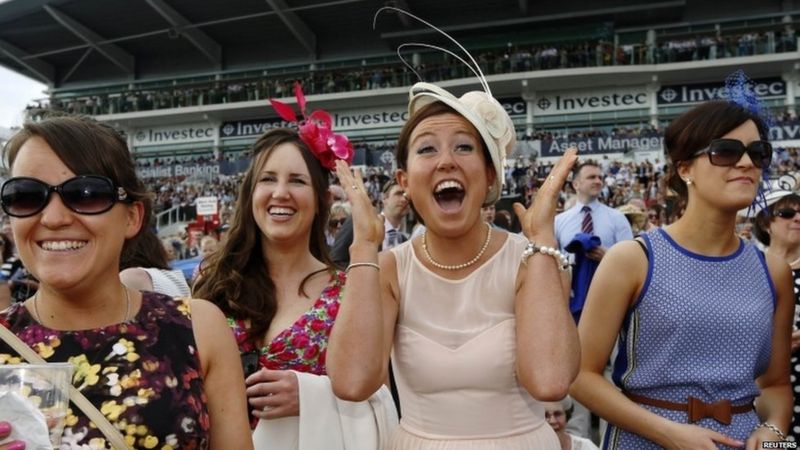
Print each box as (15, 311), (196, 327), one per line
(554, 161), (632, 440)
(381, 181), (410, 250)
(555, 162), (632, 262)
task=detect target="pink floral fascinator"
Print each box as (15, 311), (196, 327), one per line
(374, 7), (516, 206)
(270, 82), (354, 170)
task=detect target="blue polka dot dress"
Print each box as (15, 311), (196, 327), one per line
(604, 228), (776, 449)
(789, 268), (800, 441)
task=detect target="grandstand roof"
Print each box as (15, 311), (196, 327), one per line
(0, 0), (695, 89)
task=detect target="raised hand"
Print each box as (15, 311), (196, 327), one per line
(245, 368), (300, 419)
(513, 148), (578, 243)
(334, 161), (384, 248)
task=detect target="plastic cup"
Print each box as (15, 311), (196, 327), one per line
(0, 363), (74, 448)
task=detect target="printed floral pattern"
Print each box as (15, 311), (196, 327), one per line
(228, 270), (344, 377)
(0, 292), (210, 450)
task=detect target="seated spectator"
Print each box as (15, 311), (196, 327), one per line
(544, 397), (600, 450)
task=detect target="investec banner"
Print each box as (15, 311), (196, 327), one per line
(133, 123), (217, 147)
(220, 98), (527, 137)
(770, 120), (800, 141)
(539, 135), (664, 158)
(658, 78), (785, 104)
(533, 87), (649, 116)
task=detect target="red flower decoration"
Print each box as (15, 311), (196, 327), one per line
(269, 82), (354, 170)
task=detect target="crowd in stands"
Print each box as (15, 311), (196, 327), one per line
(23, 23), (798, 119)
(520, 125), (662, 141)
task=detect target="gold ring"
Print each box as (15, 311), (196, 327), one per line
(351, 185), (358, 190)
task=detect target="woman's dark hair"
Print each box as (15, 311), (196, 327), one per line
(395, 101), (491, 172)
(664, 101), (768, 204)
(3, 115), (151, 253)
(0, 234), (11, 262)
(193, 128), (333, 344)
(119, 226), (170, 271)
(753, 194), (800, 246)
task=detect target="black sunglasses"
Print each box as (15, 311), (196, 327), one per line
(1, 176), (131, 218)
(774, 208), (800, 220)
(329, 218), (346, 228)
(692, 139), (772, 169)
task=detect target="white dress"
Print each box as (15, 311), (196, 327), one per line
(388, 233), (559, 449)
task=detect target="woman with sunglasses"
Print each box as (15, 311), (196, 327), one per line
(0, 116), (253, 450)
(753, 191), (800, 441)
(193, 125), (396, 445)
(570, 100), (793, 450)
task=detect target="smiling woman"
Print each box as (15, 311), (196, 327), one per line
(570, 101), (794, 450)
(193, 124), (397, 449)
(327, 79), (580, 450)
(0, 115), (253, 450)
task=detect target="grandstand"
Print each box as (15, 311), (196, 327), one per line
(0, 0), (799, 231)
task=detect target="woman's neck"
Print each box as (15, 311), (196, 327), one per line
(667, 202), (741, 255)
(30, 277), (135, 330)
(768, 242), (800, 267)
(421, 219), (491, 268)
(263, 240), (326, 283)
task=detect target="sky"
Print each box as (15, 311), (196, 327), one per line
(0, 65), (47, 129)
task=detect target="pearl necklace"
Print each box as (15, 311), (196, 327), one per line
(33, 286), (131, 327)
(422, 223), (492, 271)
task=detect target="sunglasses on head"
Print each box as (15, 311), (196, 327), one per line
(774, 208), (800, 220)
(1, 176), (131, 218)
(691, 139), (772, 168)
(329, 218), (346, 228)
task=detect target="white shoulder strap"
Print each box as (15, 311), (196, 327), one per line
(0, 323), (131, 449)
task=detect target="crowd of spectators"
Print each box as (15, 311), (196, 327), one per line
(520, 125), (662, 141)
(24, 23), (798, 119)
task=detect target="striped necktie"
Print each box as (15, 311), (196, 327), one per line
(581, 205), (594, 234)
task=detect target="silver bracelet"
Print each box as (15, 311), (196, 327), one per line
(755, 422), (786, 441)
(345, 262), (380, 273)
(521, 241), (570, 272)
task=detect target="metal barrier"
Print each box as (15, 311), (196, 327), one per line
(156, 205), (181, 231)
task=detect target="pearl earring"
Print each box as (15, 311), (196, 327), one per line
(684, 178), (693, 186)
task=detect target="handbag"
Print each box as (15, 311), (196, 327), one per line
(0, 324), (131, 450)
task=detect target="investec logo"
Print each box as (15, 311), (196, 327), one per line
(135, 126), (215, 144)
(659, 80), (785, 104)
(536, 92), (647, 112)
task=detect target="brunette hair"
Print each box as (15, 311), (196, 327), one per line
(119, 226), (171, 271)
(3, 115), (151, 253)
(193, 128), (333, 344)
(0, 234), (11, 262)
(664, 101), (768, 204)
(753, 194), (800, 246)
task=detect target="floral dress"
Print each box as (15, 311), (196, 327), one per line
(228, 270), (344, 428)
(0, 292), (210, 450)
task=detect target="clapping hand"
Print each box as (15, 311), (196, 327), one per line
(513, 148), (578, 243)
(334, 161), (384, 248)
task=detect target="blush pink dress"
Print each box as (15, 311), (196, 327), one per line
(389, 232), (559, 449)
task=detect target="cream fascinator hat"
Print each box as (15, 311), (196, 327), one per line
(377, 7), (516, 205)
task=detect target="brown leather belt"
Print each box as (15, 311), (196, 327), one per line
(625, 392), (752, 425)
